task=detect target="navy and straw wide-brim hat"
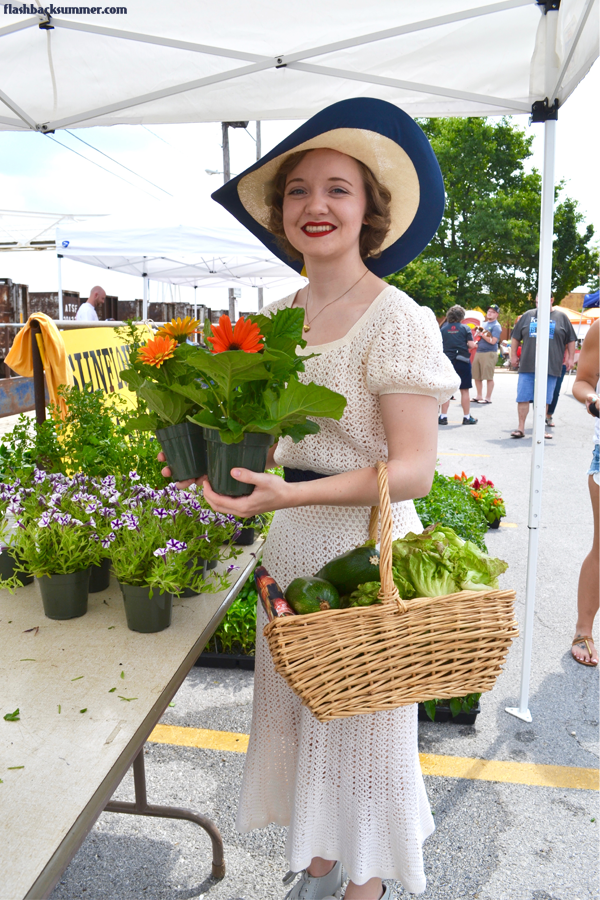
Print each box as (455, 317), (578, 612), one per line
(211, 97), (445, 278)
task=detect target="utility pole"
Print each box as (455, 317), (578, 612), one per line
(222, 121), (248, 320)
(256, 120), (264, 311)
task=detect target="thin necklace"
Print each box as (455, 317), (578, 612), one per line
(302, 269), (369, 333)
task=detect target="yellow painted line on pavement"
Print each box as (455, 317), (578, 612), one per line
(500, 522), (518, 528)
(150, 723), (249, 753)
(148, 724), (598, 791)
(438, 452), (491, 457)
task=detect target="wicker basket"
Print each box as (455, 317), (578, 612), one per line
(264, 461), (518, 722)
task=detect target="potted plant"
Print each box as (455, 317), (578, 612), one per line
(418, 693), (482, 724)
(108, 477), (241, 632)
(453, 472), (506, 528)
(0, 479), (33, 587)
(1, 471), (109, 619)
(180, 309), (346, 495)
(196, 577), (257, 669)
(119, 317), (209, 482)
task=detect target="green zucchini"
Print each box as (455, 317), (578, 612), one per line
(315, 546), (380, 595)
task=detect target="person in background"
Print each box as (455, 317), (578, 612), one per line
(472, 304), (502, 403)
(439, 305), (478, 425)
(571, 319), (599, 666)
(510, 295), (576, 439)
(75, 285), (106, 322)
(545, 345), (573, 428)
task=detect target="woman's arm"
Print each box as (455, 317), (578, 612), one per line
(573, 320), (599, 411)
(201, 393), (439, 517)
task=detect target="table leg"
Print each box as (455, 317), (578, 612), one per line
(104, 746), (226, 878)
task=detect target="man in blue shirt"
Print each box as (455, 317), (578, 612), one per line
(472, 304), (502, 403)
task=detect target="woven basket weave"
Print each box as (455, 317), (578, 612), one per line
(264, 462), (518, 722)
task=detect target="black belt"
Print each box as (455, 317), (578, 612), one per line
(283, 467), (329, 483)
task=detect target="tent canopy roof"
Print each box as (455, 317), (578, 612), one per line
(0, 0), (597, 132)
(55, 222), (305, 290)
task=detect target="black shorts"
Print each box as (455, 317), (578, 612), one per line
(451, 358), (472, 390)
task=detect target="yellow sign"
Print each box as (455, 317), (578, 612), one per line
(60, 327), (150, 403)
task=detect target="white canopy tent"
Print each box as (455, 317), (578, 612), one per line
(1, 0), (598, 721)
(55, 222), (305, 315)
(0, 209), (106, 251)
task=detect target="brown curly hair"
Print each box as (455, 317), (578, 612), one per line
(266, 150), (392, 263)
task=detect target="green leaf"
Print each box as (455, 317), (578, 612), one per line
(138, 382), (193, 427)
(108, 688), (116, 693)
(186, 349), (272, 394)
(120, 671), (125, 679)
(3, 708), (20, 721)
(266, 379), (347, 429)
(423, 700), (437, 722)
(449, 697), (463, 717)
(118, 696), (138, 702)
(7, 766), (24, 770)
(120, 368), (145, 391)
(79, 708), (88, 714)
(71, 676), (84, 681)
(123, 414), (158, 434)
(58, 705), (61, 714)
(169, 381), (210, 406)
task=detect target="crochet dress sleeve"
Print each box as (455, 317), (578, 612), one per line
(366, 292), (460, 404)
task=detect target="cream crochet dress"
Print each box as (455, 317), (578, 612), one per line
(237, 286), (459, 893)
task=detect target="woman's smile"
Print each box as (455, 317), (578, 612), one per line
(301, 221), (337, 236)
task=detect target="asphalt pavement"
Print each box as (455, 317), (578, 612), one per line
(48, 371), (599, 900)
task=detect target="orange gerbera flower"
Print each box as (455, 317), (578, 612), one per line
(138, 335), (177, 368)
(206, 315), (264, 354)
(156, 316), (201, 343)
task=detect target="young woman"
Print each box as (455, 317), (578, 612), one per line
(162, 100), (459, 900)
(571, 319), (599, 666)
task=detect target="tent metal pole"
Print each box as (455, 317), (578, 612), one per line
(506, 116), (557, 725)
(57, 254), (63, 320)
(143, 273), (148, 320)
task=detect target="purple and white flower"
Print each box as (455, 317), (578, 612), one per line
(153, 547), (168, 557)
(165, 539), (187, 553)
(101, 532), (116, 548)
(122, 513), (139, 531)
(38, 511), (52, 528)
(33, 469), (47, 484)
(128, 470), (141, 482)
(110, 518), (124, 530)
(152, 507), (169, 520)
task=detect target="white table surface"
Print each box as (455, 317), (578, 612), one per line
(0, 544), (261, 900)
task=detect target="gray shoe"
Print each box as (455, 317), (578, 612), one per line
(322, 883), (390, 900)
(323, 884), (392, 900)
(283, 861), (344, 899)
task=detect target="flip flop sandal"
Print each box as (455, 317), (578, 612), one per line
(483, 399), (493, 404)
(544, 433), (553, 439)
(471, 398), (484, 403)
(571, 636), (598, 667)
(511, 430), (525, 438)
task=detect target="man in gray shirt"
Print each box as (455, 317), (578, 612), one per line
(510, 296), (576, 439)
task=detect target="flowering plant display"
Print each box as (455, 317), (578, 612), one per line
(182, 308), (347, 444)
(107, 478), (241, 594)
(453, 472), (506, 524)
(0, 471), (110, 583)
(117, 318), (208, 433)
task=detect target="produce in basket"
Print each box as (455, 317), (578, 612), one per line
(315, 545), (380, 594)
(285, 576), (341, 614)
(348, 523), (508, 607)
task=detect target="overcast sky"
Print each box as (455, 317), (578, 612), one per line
(0, 60), (597, 312)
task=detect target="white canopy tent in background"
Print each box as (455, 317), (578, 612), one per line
(0, 210), (106, 250)
(0, 0), (598, 721)
(55, 222), (305, 316)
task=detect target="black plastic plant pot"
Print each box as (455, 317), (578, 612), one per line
(206, 558), (218, 570)
(488, 518), (502, 529)
(89, 557), (111, 593)
(234, 518), (256, 546)
(179, 556), (207, 598)
(418, 702), (481, 725)
(156, 421), (207, 483)
(203, 428), (272, 497)
(120, 582), (173, 633)
(36, 569), (90, 620)
(0, 546), (33, 586)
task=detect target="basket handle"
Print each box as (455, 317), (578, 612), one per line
(369, 462), (407, 614)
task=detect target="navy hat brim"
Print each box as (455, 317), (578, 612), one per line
(211, 98), (444, 278)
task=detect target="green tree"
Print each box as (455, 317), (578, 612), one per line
(390, 117), (597, 316)
(552, 195), (599, 302)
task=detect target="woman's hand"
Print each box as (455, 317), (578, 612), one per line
(202, 468), (292, 517)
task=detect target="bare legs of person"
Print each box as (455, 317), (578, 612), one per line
(572, 474), (599, 666)
(512, 402), (552, 439)
(308, 859), (383, 899)
(441, 389), (471, 419)
(473, 378), (494, 402)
